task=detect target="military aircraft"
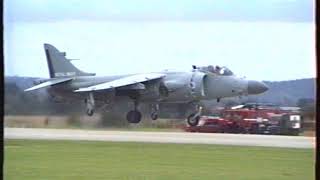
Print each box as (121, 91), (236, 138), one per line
(25, 44), (268, 126)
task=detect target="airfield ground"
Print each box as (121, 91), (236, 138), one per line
(5, 128), (315, 148)
(4, 116), (315, 179)
(5, 139), (314, 180)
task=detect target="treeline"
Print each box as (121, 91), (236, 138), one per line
(4, 77), (84, 115)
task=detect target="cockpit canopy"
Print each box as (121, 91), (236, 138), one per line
(194, 65), (234, 76)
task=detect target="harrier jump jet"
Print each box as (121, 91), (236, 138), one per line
(25, 44), (268, 126)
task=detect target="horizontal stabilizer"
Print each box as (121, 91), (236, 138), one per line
(74, 73), (165, 92)
(24, 77), (73, 92)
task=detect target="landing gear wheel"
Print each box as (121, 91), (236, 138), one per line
(86, 109), (94, 116)
(151, 112), (158, 120)
(85, 92), (95, 117)
(126, 110), (142, 123)
(187, 113), (200, 127)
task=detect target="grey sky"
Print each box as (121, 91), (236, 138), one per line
(4, 0), (315, 81)
(5, 0), (314, 22)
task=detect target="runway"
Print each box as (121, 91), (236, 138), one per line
(4, 128), (315, 149)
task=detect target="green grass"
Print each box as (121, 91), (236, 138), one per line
(5, 139), (314, 180)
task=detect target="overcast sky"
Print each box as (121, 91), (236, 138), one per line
(4, 0), (315, 81)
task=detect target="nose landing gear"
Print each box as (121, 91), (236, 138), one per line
(186, 105), (203, 127)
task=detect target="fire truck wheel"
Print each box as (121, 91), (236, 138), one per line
(289, 129), (300, 136)
(187, 113), (200, 127)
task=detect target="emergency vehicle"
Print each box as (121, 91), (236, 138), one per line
(185, 103), (302, 135)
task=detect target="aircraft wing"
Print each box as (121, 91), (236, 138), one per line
(24, 77), (73, 92)
(74, 73), (166, 92)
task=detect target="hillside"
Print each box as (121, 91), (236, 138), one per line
(252, 78), (315, 106)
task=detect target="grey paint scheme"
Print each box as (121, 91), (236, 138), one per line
(44, 44), (95, 78)
(49, 72), (248, 103)
(28, 44), (268, 110)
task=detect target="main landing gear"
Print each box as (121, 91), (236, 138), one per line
(126, 100), (142, 123)
(126, 102), (160, 123)
(186, 105), (203, 127)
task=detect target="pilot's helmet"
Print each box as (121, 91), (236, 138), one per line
(219, 67), (225, 75)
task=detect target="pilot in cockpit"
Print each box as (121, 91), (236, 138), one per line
(195, 65), (234, 76)
(207, 65), (215, 73)
(213, 65), (233, 76)
(220, 66), (233, 76)
(215, 66), (221, 73)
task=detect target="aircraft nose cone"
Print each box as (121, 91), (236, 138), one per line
(248, 80), (269, 94)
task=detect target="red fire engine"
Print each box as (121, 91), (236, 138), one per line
(185, 103), (302, 135)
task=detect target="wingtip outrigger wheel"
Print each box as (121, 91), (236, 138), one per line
(150, 104), (159, 120)
(85, 92), (95, 116)
(86, 109), (94, 116)
(151, 112), (158, 120)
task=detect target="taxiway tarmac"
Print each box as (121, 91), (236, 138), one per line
(4, 128), (315, 149)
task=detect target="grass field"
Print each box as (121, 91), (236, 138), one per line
(5, 139), (314, 180)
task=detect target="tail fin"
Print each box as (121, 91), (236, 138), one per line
(44, 43), (95, 78)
